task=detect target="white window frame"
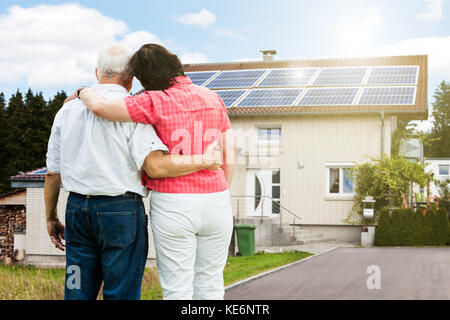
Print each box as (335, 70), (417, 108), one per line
(325, 163), (355, 200)
(256, 126), (282, 146)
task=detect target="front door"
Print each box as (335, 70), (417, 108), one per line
(246, 169), (280, 217)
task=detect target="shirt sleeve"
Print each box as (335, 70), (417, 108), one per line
(128, 123), (169, 170)
(46, 111), (62, 173)
(124, 92), (157, 125)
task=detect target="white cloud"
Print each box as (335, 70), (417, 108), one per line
(0, 3), (207, 89)
(180, 52), (211, 64)
(177, 8), (216, 28)
(417, 0), (445, 21)
(214, 28), (246, 41)
(347, 36), (450, 79)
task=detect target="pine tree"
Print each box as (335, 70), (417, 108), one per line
(424, 81), (450, 157)
(0, 92), (9, 194)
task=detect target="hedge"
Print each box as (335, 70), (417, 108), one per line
(374, 207), (449, 246)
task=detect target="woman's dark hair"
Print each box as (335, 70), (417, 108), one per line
(129, 43), (185, 91)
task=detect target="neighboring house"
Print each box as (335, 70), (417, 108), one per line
(0, 189), (26, 264)
(9, 54), (428, 265)
(9, 168), (156, 266)
(425, 159), (450, 197)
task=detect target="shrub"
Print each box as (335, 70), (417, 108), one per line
(435, 208), (449, 246)
(374, 209), (390, 246)
(374, 207), (449, 246)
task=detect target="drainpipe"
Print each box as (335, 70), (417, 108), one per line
(380, 111), (385, 155)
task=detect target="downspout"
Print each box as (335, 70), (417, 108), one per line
(380, 111), (385, 154)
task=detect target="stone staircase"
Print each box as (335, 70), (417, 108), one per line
(274, 224), (335, 245)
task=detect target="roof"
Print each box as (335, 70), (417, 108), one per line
(183, 55), (428, 119)
(10, 168), (46, 182)
(0, 189), (26, 206)
(0, 189), (25, 199)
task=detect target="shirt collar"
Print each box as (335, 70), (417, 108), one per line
(91, 83), (129, 94)
(173, 76), (192, 85)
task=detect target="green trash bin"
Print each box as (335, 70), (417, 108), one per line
(234, 224), (256, 256)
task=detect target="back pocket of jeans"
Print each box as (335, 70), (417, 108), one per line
(97, 211), (137, 248)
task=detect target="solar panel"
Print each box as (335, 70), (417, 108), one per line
(313, 67), (368, 86)
(206, 70), (267, 89)
(297, 87), (360, 106)
(185, 71), (218, 86)
(215, 90), (247, 107)
(357, 87), (416, 105)
(236, 89), (303, 107)
(366, 66), (419, 85)
(257, 68), (318, 87)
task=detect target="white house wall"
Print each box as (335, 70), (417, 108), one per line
(229, 113), (392, 225)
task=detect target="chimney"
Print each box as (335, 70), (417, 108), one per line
(260, 50), (277, 62)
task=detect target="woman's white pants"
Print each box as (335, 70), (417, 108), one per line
(149, 190), (233, 300)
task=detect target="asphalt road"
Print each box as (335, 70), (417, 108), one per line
(225, 247), (450, 300)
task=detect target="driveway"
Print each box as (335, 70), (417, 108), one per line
(225, 247), (450, 300)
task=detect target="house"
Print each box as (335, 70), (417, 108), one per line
(9, 54), (428, 265)
(0, 189), (26, 264)
(425, 158), (450, 197)
(184, 53), (428, 245)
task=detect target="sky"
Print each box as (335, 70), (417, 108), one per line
(0, 0), (449, 131)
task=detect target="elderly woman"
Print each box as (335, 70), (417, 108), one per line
(73, 43), (236, 300)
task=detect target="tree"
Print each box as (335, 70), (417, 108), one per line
(345, 154), (433, 224)
(424, 81), (450, 158)
(0, 93), (8, 194)
(0, 90), (66, 194)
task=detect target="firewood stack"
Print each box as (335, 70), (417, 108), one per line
(0, 205), (26, 264)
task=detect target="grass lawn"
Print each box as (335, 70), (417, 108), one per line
(0, 250), (312, 300)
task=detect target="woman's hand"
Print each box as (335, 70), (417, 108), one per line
(203, 141), (222, 170)
(64, 90), (78, 104)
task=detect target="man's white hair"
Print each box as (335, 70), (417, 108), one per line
(97, 44), (133, 79)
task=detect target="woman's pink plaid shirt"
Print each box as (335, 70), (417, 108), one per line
(124, 76), (231, 194)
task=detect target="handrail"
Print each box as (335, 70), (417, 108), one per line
(230, 195), (301, 225)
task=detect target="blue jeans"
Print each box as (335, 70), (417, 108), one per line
(64, 193), (148, 300)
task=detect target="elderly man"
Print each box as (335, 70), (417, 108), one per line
(44, 45), (221, 300)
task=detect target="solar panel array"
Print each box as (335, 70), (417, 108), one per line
(237, 89), (303, 107)
(313, 67), (368, 86)
(215, 90), (247, 107)
(297, 88), (359, 106)
(186, 65), (420, 107)
(206, 70), (267, 89)
(185, 71), (218, 86)
(366, 66), (418, 85)
(257, 68), (318, 87)
(358, 87), (416, 105)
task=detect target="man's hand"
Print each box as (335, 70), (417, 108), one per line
(46, 219), (65, 251)
(203, 141), (222, 170)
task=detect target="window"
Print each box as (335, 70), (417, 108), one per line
(272, 171), (281, 214)
(257, 128), (281, 144)
(438, 165), (449, 176)
(327, 165), (354, 195)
